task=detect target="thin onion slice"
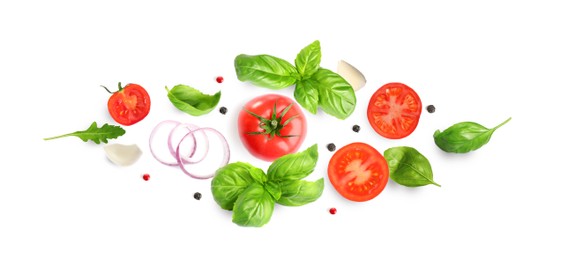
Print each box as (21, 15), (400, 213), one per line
(168, 123), (209, 164)
(149, 120), (181, 166)
(176, 127), (230, 179)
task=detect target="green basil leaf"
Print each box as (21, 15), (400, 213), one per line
(267, 144), (318, 182)
(294, 79), (319, 114)
(234, 54), (299, 89)
(264, 181), (282, 201)
(165, 85), (221, 116)
(211, 162), (261, 210)
(277, 178), (324, 206)
(434, 117), (511, 153)
(232, 183), (275, 227)
(384, 146), (440, 187)
(295, 40), (321, 79)
(312, 68), (356, 119)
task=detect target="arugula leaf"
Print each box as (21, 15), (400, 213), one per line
(294, 79), (319, 114)
(43, 122), (125, 144)
(277, 178), (324, 206)
(384, 146), (440, 187)
(166, 85), (221, 116)
(313, 68), (356, 120)
(433, 117), (511, 153)
(295, 40), (321, 79)
(267, 144), (318, 182)
(234, 54), (300, 89)
(232, 183), (275, 227)
(211, 162), (261, 210)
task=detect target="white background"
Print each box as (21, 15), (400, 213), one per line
(1, 0), (560, 259)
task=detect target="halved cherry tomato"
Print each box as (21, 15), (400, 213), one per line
(238, 94), (307, 161)
(328, 142), (389, 202)
(105, 82), (151, 126)
(367, 82), (422, 139)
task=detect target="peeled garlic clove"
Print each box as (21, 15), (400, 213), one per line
(337, 60), (367, 91)
(103, 143), (142, 166)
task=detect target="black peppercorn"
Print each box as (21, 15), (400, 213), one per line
(426, 105), (435, 113)
(327, 143), (336, 152)
(219, 107), (228, 115)
(193, 192), (202, 200)
(352, 125), (360, 133)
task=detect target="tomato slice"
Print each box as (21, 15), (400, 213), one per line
(328, 142), (389, 202)
(107, 83), (151, 126)
(367, 82), (422, 139)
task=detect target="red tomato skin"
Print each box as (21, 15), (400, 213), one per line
(107, 83), (151, 126)
(367, 82), (422, 139)
(328, 142), (389, 202)
(238, 94), (307, 161)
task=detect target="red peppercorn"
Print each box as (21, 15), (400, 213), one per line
(142, 174), (150, 181)
(216, 76), (224, 83)
(329, 208), (337, 215)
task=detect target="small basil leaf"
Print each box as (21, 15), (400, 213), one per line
(211, 162), (259, 210)
(234, 54), (299, 89)
(312, 68), (356, 119)
(384, 146), (440, 187)
(165, 85), (221, 116)
(249, 167), (267, 185)
(434, 117), (511, 153)
(295, 40), (321, 79)
(232, 183), (275, 227)
(264, 181), (282, 201)
(277, 178), (324, 206)
(294, 79), (319, 114)
(267, 144), (318, 182)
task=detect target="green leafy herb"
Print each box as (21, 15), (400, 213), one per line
(43, 122), (125, 144)
(433, 117), (511, 153)
(234, 40), (356, 119)
(211, 144), (323, 227)
(277, 179), (324, 206)
(232, 183), (275, 227)
(295, 40), (321, 79)
(234, 54), (299, 89)
(211, 162), (262, 210)
(384, 146), (440, 187)
(312, 68), (356, 119)
(165, 84), (221, 116)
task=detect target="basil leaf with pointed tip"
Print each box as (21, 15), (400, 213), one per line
(294, 79), (319, 114)
(277, 178), (324, 206)
(211, 162), (261, 210)
(166, 85), (221, 116)
(295, 40), (321, 79)
(232, 183), (275, 227)
(313, 68), (356, 120)
(434, 117), (511, 153)
(234, 54), (299, 89)
(267, 144), (318, 182)
(384, 146), (440, 187)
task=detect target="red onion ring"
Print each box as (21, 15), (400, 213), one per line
(176, 127), (230, 179)
(149, 120), (181, 166)
(168, 123), (209, 164)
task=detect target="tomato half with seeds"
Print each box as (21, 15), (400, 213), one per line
(104, 82), (151, 126)
(367, 82), (422, 139)
(328, 142), (389, 202)
(238, 94), (307, 161)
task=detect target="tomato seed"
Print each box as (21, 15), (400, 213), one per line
(352, 125), (360, 133)
(216, 76), (224, 83)
(193, 192), (202, 200)
(329, 208), (337, 214)
(142, 174), (150, 181)
(426, 105), (436, 113)
(327, 143), (336, 152)
(219, 107), (228, 115)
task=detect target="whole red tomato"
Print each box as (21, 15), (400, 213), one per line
(238, 94), (307, 161)
(103, 82), (151, 126)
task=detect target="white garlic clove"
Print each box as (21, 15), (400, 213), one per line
(103, 143), (142, 166)
(337, 60), (367, 91)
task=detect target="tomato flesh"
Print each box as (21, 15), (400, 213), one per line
(328, 142), (389, 202)
(367, 82), (422, 139)
(238, 94), (306, 161)
(107, 83), (151, 126)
